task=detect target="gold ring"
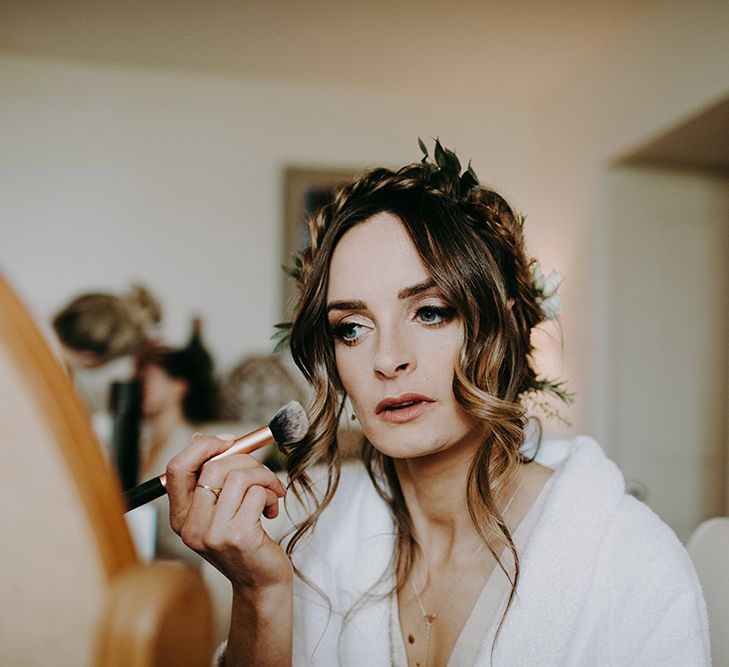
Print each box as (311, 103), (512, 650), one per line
(196, 483), (222, 499)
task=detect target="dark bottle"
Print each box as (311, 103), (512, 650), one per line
(186, 316), (214, 377)
(182, 316), (219, 422)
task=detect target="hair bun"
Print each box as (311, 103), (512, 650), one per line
(122, 284), (162, 331)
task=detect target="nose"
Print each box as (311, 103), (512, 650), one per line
(373, 322), (415, 379)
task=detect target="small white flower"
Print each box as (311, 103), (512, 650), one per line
(531, 263), (546, 292)
(542, 270), (565, 298)
(540, 292), (563, 320)
(531, 261), (565, 320)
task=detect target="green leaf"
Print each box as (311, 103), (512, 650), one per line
(272, 337), (289, 353)
(281, 264), (300, 279)
(460, 169), (478, 190)
(434, 138), (448, 169)
(516, 212), (527, 229)
(418, 137), (428, 158)
(466, 161), (479, 183)
(531, 378), (575, 404)
(444, 146), (461, 173)
(272, 322), (293, 340)
(433, 138), (461, 174)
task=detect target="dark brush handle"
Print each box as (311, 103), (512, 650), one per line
(124, 475), (166, 512)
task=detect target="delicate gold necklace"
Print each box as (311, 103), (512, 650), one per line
(409, 542), (486, 667)
(407, 474), (525, 667)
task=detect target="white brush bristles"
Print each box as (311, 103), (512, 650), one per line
(268, 400), (309, 444)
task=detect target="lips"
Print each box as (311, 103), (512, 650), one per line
(375, 393), (435, 424)
(376, 393), (434, 413)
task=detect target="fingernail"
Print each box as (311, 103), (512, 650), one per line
(216, 433), (236, 441)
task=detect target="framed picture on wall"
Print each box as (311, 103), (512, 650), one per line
(281, 166), (360, 318)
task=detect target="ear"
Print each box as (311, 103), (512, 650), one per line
(507, 298), (515, 311)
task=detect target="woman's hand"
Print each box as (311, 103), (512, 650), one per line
(165, 434), (293, 592)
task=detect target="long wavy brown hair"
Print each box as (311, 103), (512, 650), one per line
(283, 160), (545, 643)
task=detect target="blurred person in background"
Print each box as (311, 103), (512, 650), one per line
(53, 284), (161, 373)
(137, 320), (219, 565)
(51, 284), (162, 413)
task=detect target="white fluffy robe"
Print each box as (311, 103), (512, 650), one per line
(284, 437), (710, 666)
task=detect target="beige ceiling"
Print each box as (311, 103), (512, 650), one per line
(0, 1), (654, 103)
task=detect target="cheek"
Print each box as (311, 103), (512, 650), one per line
(335, 347), (362, 397)
(334, 347), (376, 421)
(143, 377), (161, 403)
(433, 328), (463, 377)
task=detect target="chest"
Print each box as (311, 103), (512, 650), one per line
(394, 552), (508, 667)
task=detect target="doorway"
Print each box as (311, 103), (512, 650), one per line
(606, 98), (729, 540)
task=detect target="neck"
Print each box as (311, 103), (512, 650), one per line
(141, 403), (188, 475)
(394, 435), (483, 564)
(146, 403), (186, 451)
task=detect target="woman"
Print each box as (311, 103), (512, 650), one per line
(137, 332), (218, 565)
(166, 143), (709, 666)
(51, 284), (162, 418)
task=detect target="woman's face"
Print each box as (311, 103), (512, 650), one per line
(139, 362), (187, 417)
(62, 346), (105, 370)
(326, 212), (479, 460)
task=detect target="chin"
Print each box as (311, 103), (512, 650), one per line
(363, 432), (450, 460)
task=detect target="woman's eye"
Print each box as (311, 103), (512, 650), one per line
(416, 305), (455, 326)
(330, 321), (366, 345)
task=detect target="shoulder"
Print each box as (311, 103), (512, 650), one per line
(600, 493), (703, 600)
(531, 434), (618, 476)
(530, 434), (705, 608)
(535, 434), (702, 590)
(526, 435), (709, 662)
(598, 496), (710, 663)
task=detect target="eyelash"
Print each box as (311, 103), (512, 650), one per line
(416, 305), (456, 327)
(328, 305), (456, 347)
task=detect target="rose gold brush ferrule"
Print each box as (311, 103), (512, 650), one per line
(208, 425), (274, 461)
(156, 426), (274, 490)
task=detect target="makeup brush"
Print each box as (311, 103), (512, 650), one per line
(123, 401), (308, 512)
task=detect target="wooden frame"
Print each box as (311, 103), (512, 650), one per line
(281, 166), (360, 318)
(0, 274), (213, 666)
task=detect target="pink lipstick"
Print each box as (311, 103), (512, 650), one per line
(376, 393), (435, 424)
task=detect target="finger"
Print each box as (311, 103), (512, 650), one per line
(205, 483), (279, 548)
(199, 455), (286, 499)
(185, 464), (283, 547)
(202, 472), (280, 551)
(179, 455), (272, 544)
(208, 467), (284, 525)
(166, 434), (234, 531)
(262, 488), (281, 519)
(233, 484), (274, 529)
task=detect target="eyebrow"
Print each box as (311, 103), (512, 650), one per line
(326, 280), (438, 314)
(397, 279), (437, 300)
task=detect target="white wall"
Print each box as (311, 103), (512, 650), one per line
(2, 0), (728, 447)
(531, 0), (729, 445)
(0, 56), (535, 377)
